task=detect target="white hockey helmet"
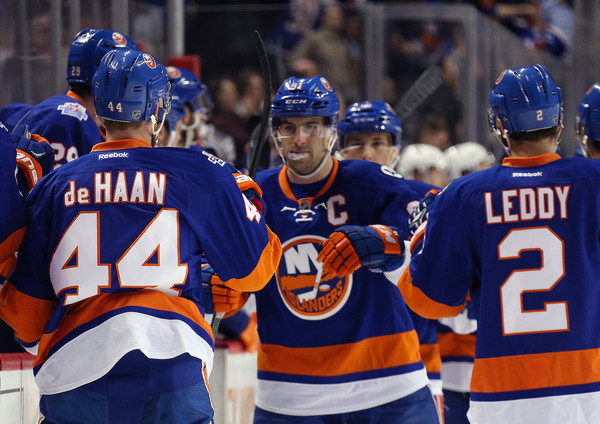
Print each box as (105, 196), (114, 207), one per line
(397, 143), (449, 186)
(444, 141), (495, 181)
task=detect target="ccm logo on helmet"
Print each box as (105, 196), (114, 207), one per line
(142, 53), (156, 69)
(285, 99), (308, 104)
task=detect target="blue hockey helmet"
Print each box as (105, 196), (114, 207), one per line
(338, 101), (402, 148)
(488, 64), (562, 138)
(167, 66), (211, 114)
(67, 28), (139, 87)
(577, 83), (600, 144)
(164, 91), (186, 133)
(92, 49), (171, 123)
(271, 76), (339, 123)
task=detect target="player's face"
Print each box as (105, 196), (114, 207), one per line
(587, 140), (600, 159)
(156, 121), (183, 147)
(276, 116), (333, 175)
(340, 132), (398, 166)
(427, 167), (448, 188)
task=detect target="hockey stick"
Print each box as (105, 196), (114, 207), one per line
(394, 64), (444, 122)
(246, 30), (273, 181)
(211, 30), (272, 337)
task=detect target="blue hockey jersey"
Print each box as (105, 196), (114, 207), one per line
(0, 122), (25, 262)
(13, 91), (105, 167)
(254, 159), (430, 416)
(398, 153), (600, 423)
(0, 139), (281, 395)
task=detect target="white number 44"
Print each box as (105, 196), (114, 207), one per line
(50, 209), (188, 305)
(107, 101), (123, 113)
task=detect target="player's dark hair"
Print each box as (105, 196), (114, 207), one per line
(102, 119), (145, 132)
(510, 126), (558, 143)
(69, 83), (92, 99)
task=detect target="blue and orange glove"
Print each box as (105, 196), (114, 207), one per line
(200, 264), (248, 317)
(408, 189), (439, 237)
(11, 125), (55, 196)
(317, 225), (404, 277)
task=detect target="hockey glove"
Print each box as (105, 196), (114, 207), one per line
(408, 189), (439, 237)
(317, 225), (404, 277)
(11, 125), (54, 196)
(200, 264), (247, 317)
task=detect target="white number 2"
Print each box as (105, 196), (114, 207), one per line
(499, 227), (568, 335)
(50, 209), (188, 305)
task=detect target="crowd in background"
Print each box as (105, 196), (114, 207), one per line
(0, 0), (574, 162)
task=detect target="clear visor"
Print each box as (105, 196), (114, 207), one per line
(270, 118), (335, 147)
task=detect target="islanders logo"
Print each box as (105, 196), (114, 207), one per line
(167, 66), (182, 79)
(276, 235), (352, 320)
(143, 53), (156, 69)
(112, 32), (127, 46)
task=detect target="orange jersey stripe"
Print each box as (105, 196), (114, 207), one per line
(397, 267), (465, 319)
(471, 347), (600, 393)
(91, 139), (151, 152)
(278, 158), (339, 205)
(35, 290), (211, 367)
(420, 342), (442, 374)
(0, 281), (57, 344)
(0, 227), (25, 262)
(232, 173), (263, 197)
(502, 153), (560, 168)
(438, 332), (476, 358)
(222, 226), (282, 292)
(0, 255), (17, 279)
(258, 331), (421, 376)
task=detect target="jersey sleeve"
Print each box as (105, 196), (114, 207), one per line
(0, 177), (58, 347)
(198, 172), (281, 292)
(0, 128), (26, 261)
(398, 183), (473, 319)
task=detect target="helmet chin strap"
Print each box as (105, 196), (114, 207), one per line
(180, 113), (200, 148)
(150, 113), (167, 147)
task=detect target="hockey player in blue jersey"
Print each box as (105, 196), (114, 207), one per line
(0, 49), (281, 423)
(577, 83), (600, 159)
(396, 64), (600, 423)
(0, 122), (54, 353)
(253, 76), (439, 423)
(0, 122), (53, 264)
(0, 28), (139, 167)
(337, 100), (444, 422)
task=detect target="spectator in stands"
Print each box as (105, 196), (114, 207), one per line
(235, 68), (264, 123)
(417, 112), (452, 151)
(288, 1), (355, 102)
(208, 76), (250, 169)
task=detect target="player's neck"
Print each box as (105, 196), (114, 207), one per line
(507, 140), (558, 158)
(105, 126), (153, 145)
(287, 155), (333, 184)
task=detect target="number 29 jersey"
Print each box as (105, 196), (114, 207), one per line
(254, 158), (429, 416)
(399, 153), (600, 423)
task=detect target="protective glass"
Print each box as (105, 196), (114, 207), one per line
(276, 121), (328, 139)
